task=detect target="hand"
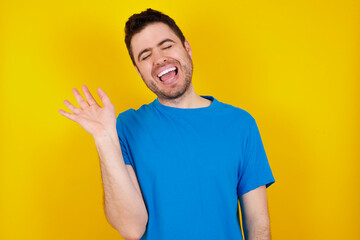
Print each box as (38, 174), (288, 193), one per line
(58, 85), (117, 138)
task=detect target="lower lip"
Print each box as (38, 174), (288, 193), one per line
(160, 71), (179, 86)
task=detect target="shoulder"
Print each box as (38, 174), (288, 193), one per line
(117, 108), (136, 122)
(117, 101), (155, 122)
(116, 104), (147, 139)
(215, 99), (256, 124)
(116, 100), (157, 133)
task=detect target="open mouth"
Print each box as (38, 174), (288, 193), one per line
(157, 66), (178, 82)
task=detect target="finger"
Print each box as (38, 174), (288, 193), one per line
(63, 100), (81, 114)
(97, 88), (112, 107)
(82, 85), (99, 106)
(58, 109), (78, 122)
(72, 88), (88, 109)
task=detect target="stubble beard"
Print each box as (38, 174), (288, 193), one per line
(141, 57), (193, 100)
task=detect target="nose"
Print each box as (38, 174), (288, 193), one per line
(153, 49), (167, 66)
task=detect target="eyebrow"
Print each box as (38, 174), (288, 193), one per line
(137, 38), (176, 62)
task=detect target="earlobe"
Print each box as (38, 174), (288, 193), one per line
(184, 40), (192, 59)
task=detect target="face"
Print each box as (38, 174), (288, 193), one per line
(130, 22), (193, 100)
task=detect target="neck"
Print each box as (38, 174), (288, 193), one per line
(158, 85), (212, 109)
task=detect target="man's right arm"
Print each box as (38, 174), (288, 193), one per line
(59, 85), (148, 240)
(95, 131), (148, 240)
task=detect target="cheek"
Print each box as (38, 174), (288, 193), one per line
(138, 65), (153, 78)
(175, 50), (190, 62)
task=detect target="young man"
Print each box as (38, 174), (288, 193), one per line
(59, 8), (275, 240)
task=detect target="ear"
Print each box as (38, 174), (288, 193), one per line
(184, 39), (192, 59)
(134, 64), (141, 76)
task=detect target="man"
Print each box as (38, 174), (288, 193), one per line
(59, 8), (275, 240)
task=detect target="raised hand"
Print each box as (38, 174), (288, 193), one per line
(58, 85), (117, 138)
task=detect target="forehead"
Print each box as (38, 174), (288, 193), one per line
(131, 22), (181, 54)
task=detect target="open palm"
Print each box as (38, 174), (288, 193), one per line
(59, 85), (116, 137)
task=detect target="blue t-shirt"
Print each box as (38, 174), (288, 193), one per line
(116, 96), (275, 240)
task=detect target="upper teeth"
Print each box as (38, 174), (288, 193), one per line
(158, 67), (176, 78)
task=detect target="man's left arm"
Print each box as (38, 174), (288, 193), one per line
(239, 185), (271, 240)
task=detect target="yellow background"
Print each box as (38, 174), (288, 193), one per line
(1, 0), (359, 239)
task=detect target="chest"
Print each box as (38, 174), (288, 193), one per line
(124, 115), (246, 189)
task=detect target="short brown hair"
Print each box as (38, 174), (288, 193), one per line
(125, 8), (186, 65)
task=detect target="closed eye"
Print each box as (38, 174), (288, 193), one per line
(142, 54), (151, 61)
(162, 45), (172, 50)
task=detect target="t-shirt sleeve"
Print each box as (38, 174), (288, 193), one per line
(237, 117), (275, 196)
(116, 114), (134, 167)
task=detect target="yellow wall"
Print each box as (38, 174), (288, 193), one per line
(1, 0), (359, 239)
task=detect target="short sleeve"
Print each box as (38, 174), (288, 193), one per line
(116, 114), (134, 167)
(237, 117), (275, 196)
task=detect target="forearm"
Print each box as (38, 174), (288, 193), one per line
(243, 218), (271, 240)
(94, 130), (148, 239)
(240, 185), (272, 240)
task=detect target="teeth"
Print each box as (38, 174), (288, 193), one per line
(158, 67), (176, 78)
